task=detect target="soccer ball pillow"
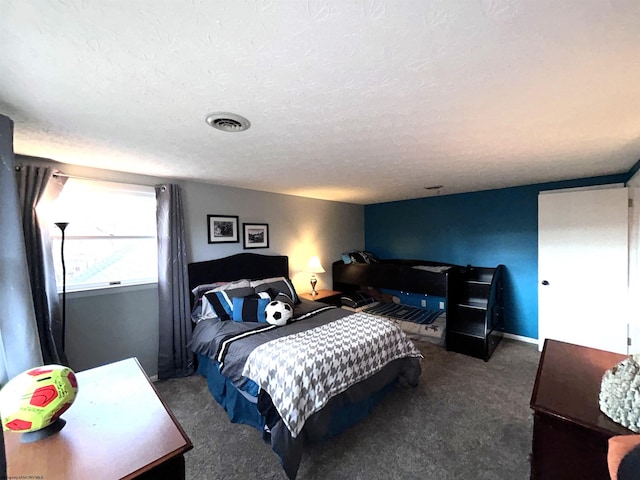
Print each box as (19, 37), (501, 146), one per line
(0, 365), (78, 433)
(265, 300), (293, 326)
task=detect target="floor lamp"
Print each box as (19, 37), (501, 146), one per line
(54, 222), (69, 351)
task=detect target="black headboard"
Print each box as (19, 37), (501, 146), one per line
(188, 253), (289, 294)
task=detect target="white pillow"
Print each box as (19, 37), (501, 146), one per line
(214, 279), (251, 290)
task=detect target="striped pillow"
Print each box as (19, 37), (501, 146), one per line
(232, 295), (270, 323)
(200, 280), (252, 320)
(250, 277), (300, 304)
(204, 286), (255, 321)
(273, 291), (295, 310)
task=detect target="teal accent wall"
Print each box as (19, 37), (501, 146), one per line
(365, 174), (628, 339)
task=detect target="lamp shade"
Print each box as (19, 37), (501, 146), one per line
(306, 256), (325, 274)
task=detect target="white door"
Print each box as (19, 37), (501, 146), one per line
(538, 186), (629, 353)
(628, 183), (640, 354)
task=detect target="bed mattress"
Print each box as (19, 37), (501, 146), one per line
(353, 302), (446, 345)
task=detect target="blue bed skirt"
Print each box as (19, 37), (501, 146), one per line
(197, 353), (396, 442)
(197, 354), (265, 430)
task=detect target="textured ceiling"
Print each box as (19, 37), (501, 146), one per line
(1, 1), (640, 205)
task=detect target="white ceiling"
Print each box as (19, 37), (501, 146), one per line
(1, 1), (640, 205)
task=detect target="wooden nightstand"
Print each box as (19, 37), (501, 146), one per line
(4, 358), (192, 480)
(299, 289), (342, 305)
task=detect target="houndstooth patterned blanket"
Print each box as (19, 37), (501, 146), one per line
(242, 312), (422, 437)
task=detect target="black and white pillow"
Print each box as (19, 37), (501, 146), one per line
(340, 292), (375, 309)
(199, 279), (252, 320)
(203, 285), (255, 321)
(273, 291), (295, 310)
(191, 281), (229, 322)
(250, 276), (301, 305)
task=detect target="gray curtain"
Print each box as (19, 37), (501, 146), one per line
(0, 115), (43, 386)
(15, 164), (68, 366)
(155, 183), (194, 379)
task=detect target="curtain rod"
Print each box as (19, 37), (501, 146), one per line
(51, 171), (165, 188)
(15, 165), (169, 188)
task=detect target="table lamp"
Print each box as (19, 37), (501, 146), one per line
(306, 256), (325, 296)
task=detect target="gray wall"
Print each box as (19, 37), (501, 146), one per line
(182, 180), (363, 293)
(43, 161), (364, 377)
(66, 284), (159, 375)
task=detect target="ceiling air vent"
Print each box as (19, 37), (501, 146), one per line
(205, 112), (251, 132)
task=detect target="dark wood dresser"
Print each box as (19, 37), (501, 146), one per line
(530, 339), (632, 480)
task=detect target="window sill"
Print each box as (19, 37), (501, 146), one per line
(62, 282), (158, 299)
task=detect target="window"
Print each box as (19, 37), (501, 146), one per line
(48, 178), (158, 291)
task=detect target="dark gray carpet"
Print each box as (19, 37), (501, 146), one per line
(154, 339), (540, 480)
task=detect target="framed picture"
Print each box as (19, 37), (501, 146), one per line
(243, 223), (269, 249)
(207, 215), (239, 244)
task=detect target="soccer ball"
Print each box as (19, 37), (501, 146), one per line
(0, 365), (78, 433)
(265, 300), (293, 326)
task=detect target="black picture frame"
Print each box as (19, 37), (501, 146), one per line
(207, 215), (239, 244)
(243, 223), (269, 249)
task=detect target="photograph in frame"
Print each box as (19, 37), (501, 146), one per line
(243, 223), (269, 249)
(207, 215), (239, 243)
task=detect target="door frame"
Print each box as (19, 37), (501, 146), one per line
(538, 184), (630, 353)
(627, 180), (640, 353)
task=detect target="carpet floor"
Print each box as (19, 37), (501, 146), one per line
(154, 338), (540, 480)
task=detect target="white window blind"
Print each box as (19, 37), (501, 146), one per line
(48, 178), (158, 291)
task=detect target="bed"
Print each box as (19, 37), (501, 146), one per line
(187, 253), (422, 479)
(333, 256), (458, 346)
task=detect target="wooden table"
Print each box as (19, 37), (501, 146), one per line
(299, 289), (342, 303)
(530, 339), (631, 480)
(4, 358), (192, 479)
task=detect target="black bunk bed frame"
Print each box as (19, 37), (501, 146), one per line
(332, 259), (505, 361)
